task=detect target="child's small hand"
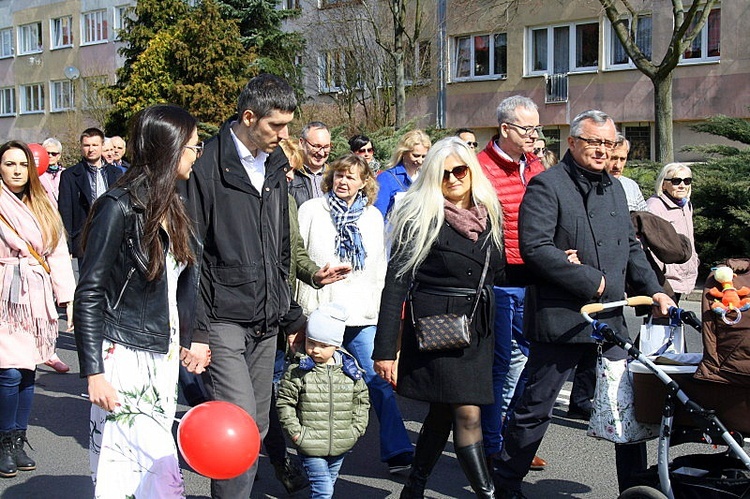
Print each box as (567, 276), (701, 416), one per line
(292, 433), (300, 442)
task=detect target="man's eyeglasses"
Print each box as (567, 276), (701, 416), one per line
(666, 177), (693, 186)
(572, 136), (618, 150)
(47, 151), (61, 157)
(466, 141), (478, 149)
(442, 165), (469, 182)
(303, 138), (332, 154)
(504, 123), (544, 137)
(355, 147), (374, 155)
(185, 141), (204, 158)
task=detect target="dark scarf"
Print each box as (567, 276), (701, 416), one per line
(663, 190), (688, 208)
(443, 201), (487, 242)
(327, 191), (368, 271)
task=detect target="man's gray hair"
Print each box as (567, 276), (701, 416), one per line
(42, 137), (62, 151)
(615, 133), (630, 151)
(496, 95), (538, 125)
(570, 110), (614, 137)
(301, 121), (328, 140)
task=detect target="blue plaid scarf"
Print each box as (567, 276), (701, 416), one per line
(327, 190), (368, 271)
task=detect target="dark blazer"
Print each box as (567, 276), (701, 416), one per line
(58, 160), (123, 257)
(288, 170), (313, 208)
(518, 152), (662, 344)
(74, 183), (202, 376)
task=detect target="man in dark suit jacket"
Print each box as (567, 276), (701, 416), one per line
(58, 127), (123, 258)
(493, 110), (676, 499)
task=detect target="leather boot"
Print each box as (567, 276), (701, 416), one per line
(12, 430), (35, 471)
(400, 427), (450, 499)
(456, 442), (496, 499)
(0, 432), (17, 478)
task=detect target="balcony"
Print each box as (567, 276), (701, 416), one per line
(545, 73), (568, 103)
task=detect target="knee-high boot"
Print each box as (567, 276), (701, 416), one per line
(400, 427), (450, 499)
(456, 442), (496, 498)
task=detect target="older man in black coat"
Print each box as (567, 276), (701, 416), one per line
(493, 110), (675, 499)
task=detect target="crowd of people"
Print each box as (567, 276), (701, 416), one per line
(0, 72), (702, 499)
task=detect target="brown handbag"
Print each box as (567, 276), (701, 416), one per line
(410, 250), (490, 352)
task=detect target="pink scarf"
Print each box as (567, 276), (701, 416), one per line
(443, 201), (488, 242)
(0, 185), (58, 358)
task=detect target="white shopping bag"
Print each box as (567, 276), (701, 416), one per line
(638, 318), (685, 356)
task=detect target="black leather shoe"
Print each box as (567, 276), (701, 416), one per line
(273, 456), (308, 494)
(495, 486), (528, 499)
(566, 405), (592, 421)
(12, 430), (35, 471)
(0, 432), (17, 478)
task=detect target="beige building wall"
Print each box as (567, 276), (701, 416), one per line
(0, 0), (133, 146)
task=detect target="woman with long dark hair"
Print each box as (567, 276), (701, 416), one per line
(75, 105), (207, 497)
(0, 140), (75, 478)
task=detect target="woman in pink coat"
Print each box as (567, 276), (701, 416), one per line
(0, 141), (75, 478)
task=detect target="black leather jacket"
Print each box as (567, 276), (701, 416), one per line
(74, 183), (203, 377)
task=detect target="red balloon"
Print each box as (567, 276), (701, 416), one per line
(28, 143), (49, 176)
(177, 401), (260, 480)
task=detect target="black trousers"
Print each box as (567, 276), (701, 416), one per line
(494, 341), (646, 493)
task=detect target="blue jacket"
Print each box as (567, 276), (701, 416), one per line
(374, 164), (412, 218)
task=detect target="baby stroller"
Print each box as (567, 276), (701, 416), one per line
(581, 296), (750, 499)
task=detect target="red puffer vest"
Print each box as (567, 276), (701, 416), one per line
(477, 138), (544, 265)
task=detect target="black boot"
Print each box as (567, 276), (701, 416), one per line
(0, 432), (17, 478)
(12, 430), (35, 471)
(400, 427), (450, 499)
(456, 442), (496, 499)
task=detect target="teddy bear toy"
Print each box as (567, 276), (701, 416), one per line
(708, 265), (750, 325)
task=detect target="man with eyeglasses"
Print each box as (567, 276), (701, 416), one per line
(606, 135), (647, 212)
(476, 95), (547, 474)
(186, 74), (306, 498)
(110, 136), (130, 171)
(455, 127), (478, 151)
(493, 110), (675, 499)
(290, 121), (331, 207)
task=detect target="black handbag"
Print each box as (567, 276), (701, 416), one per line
(410, 250), (490, 352)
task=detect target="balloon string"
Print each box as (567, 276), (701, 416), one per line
(80, 393), (183, 422)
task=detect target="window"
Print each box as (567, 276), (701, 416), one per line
(51, 16), (74, 49)
(319, 0), (352, 7)
(50, 80), (74, 112)
(682, 8), (720, 62)
(18, 22), (42, 55)
(624, 125), (651, 160)
(282, 0), (300, 8)
(607, 15), (652, 68)
(319, 50), (359, 93)
(453, 33), (507, 80)
(528, 21), (599, 76)
(20, 83), (44, 114)
(0, 28), (12, 58)
(82, 10), (108, 44)
(406, 41), (432, 83)
(0, 87), (15, 116)
(114, 5), (133, 40)
(81, 76), (108, 109)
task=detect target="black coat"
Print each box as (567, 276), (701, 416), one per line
(518, 152), (662, 344)
(58, 160), (123, 257)
(74, 184), (202, 377)
(186, 120), (304, 335)
(374, 222), (505, 405)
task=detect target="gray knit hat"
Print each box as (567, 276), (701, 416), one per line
(306, 303), (349, 347)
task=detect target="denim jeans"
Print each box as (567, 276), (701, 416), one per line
(481, 287), (529, 456)
(301, 454), (345, 499)
(0, 368), (35, 433)
(343, 325), (413, 462)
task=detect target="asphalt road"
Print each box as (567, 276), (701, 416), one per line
(0, 299), (710, 499)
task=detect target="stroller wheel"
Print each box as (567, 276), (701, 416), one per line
(618, 485), (668, 499)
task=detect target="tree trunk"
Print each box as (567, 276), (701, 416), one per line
(393, 0), (406, 128)
(652, 69), (674, 163)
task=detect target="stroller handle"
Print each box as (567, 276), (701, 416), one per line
(580, 296), (653, 319)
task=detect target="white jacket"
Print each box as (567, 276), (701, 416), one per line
(296, 197), (386, 326)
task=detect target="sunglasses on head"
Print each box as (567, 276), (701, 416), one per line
(666, 177), (692, 186)
(443, 165), (469, 181)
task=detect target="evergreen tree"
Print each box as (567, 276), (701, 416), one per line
(104, 0), (253, 135)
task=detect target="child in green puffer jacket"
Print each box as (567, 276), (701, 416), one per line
(277, 303), (370, 499)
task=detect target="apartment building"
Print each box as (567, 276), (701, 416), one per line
(0, 0), (134, 144)
(284, 0), (749, 161)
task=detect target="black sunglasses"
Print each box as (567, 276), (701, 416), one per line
(443, 165), (469, 181)
(666, 177), (692, 186)
(466, 141), (478, 149)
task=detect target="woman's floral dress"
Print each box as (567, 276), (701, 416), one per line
(89, 254), (186, 498)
